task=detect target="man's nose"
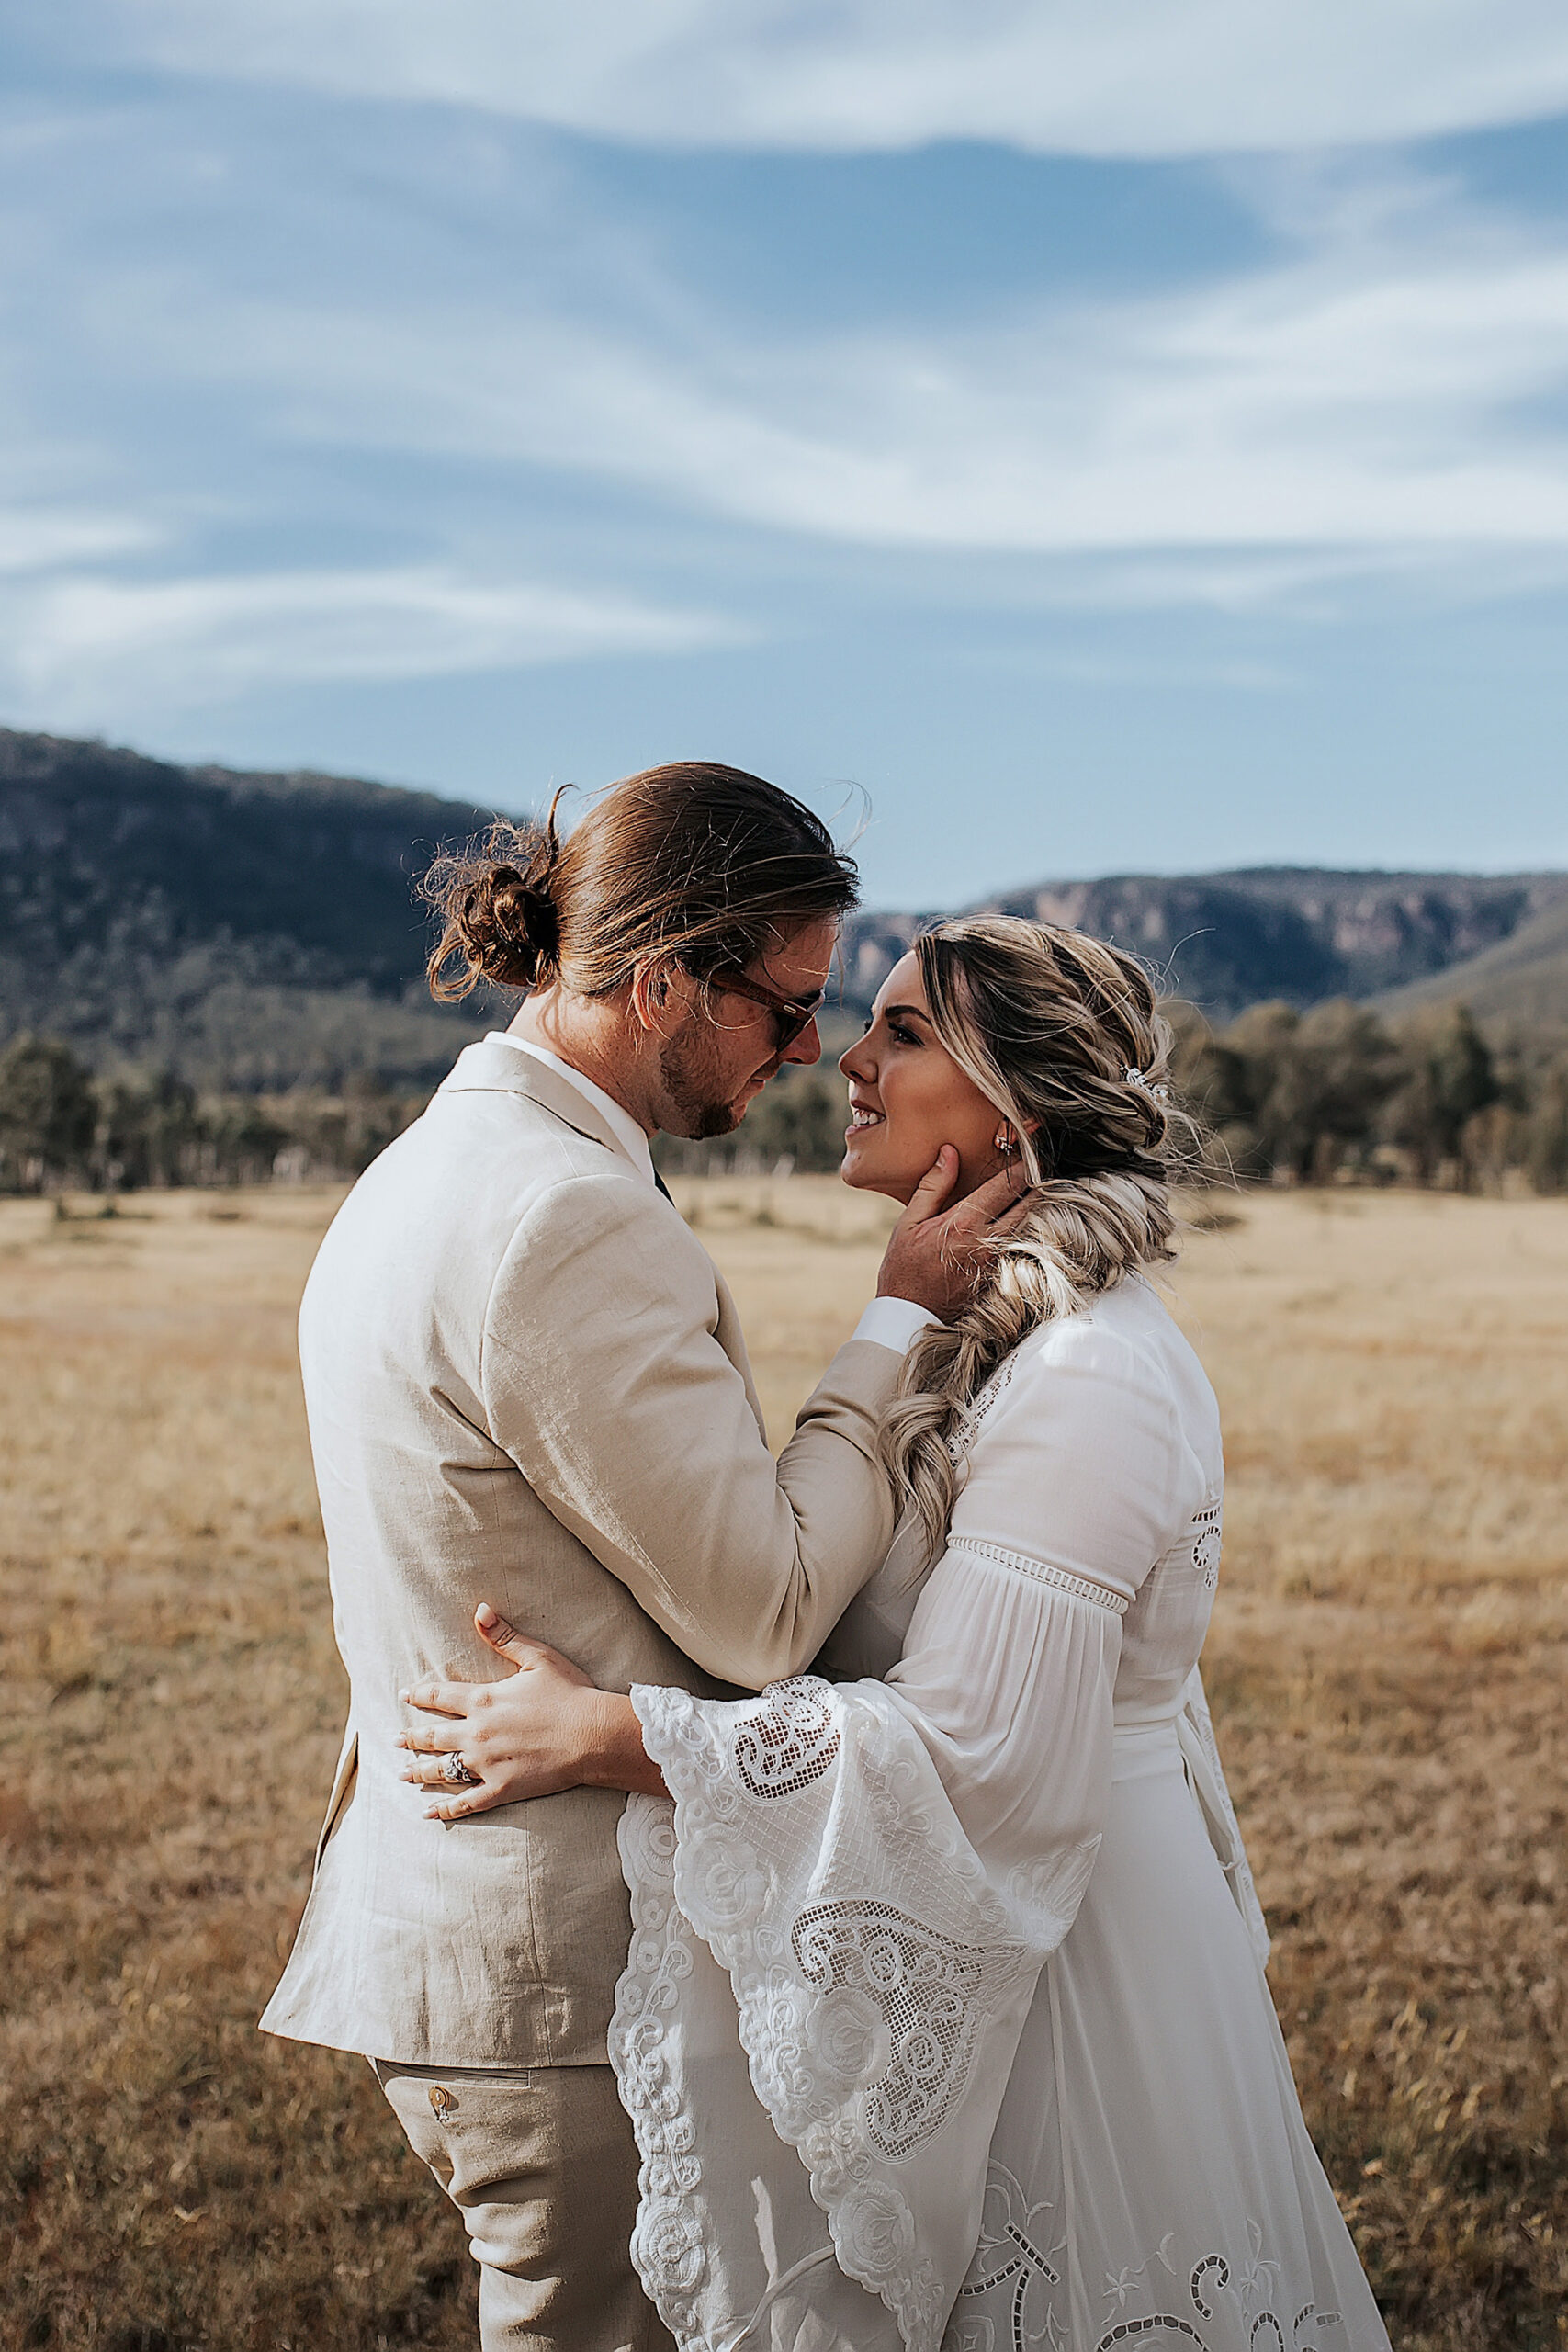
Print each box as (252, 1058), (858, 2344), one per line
(784, 1016), (822, 1067)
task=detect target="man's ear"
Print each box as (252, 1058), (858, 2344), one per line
(629, 958), (688, 1037)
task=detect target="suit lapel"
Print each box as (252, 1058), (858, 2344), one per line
(710, 1262), (768, 1442)
(440, 1041), (761, 1423)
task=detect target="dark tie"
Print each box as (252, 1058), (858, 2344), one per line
(653, 1168), (673, 1203)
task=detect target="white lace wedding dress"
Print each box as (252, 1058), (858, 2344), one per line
(609, 1274), (1391, 2352)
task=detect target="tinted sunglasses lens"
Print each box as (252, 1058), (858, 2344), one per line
(776, 997), (823, 1048)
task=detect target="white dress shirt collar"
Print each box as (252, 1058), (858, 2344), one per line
(484, 1033), (656, 1190)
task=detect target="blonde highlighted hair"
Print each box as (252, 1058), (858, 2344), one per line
(878, 915), (1191, 1562)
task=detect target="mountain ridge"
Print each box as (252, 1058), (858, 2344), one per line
(3, 728), (1564, 1083)
(1373, 888), (1568, 1038)
(845, 867), (1568, 1027)
(0, 727), (495, 1086)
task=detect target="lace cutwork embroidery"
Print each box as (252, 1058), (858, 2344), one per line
(735, 1677), (840, 1799)
(1150, 1491), (1224, 1592)
(947, 1348), (1021, 1462)
(609, 1800), (715, 2346)
(620, 1678), (1069, 2349)
(1098, 2324), (1207, 2346)
(793, 1899), (1032, 2160)
(948, 1539), (1130, 1616)
(1192, 2256), (1229, 2318)
(951, 2172), (1352, 2352)
(950, 2162), (1063, 2352)
(1192, 1498), (1223, 1589)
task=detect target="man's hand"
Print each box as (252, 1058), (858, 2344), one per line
(875, 1146), (1030, 1322)
(398, 1605), (665, 1818)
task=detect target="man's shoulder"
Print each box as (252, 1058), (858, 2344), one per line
(310, 1087), (660, 1299)
(489, 1161), (709, 1311)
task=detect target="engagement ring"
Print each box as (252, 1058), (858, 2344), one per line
(440, 1752), (480, 1787)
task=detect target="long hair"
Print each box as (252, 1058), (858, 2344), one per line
(877, 915), (1194, 1563)
(422, 763), (858, 1001)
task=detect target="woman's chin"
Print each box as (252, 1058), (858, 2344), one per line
(840, 1142), (918, 1204)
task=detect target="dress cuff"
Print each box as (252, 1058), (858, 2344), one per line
(851, 1296), (941, 1352)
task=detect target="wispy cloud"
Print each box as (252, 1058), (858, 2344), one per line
(111, 163), (1568, 601)
(0, 565), (748, 726)
(0, 505), (161, 573)
(106, 0), (1568, 157)
(7, 21), (1568, 879)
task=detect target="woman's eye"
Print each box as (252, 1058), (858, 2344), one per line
(888, 1023), (920, 1046)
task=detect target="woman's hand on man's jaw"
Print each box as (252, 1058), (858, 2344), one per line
(397, 1604), (666, 1819)
(876, 1143), (1031, 1322)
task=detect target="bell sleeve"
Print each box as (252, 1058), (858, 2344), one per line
(611, 1320), (1181, 2352)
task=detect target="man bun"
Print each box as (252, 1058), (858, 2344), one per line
(423, 818), (562, 999)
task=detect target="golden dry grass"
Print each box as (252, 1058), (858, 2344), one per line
(2, 1180), (1565, 2350)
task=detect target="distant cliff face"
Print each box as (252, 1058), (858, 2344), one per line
(842, 871), (1568, 1022)
(3, 727), (1564, 1081)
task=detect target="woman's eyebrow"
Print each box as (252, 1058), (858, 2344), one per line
(882, 1002), (933, 1026)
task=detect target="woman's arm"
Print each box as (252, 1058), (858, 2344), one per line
(399, 1604), (668, 1820)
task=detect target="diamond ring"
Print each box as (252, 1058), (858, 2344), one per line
(440, 1751), (480, 1787)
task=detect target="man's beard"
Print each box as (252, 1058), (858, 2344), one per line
(658, 1020), (756, 1140)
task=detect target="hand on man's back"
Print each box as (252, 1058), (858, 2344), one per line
(875, 1145), (1030, 1323)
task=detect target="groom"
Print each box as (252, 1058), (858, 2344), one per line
(262, 763), (1004, 2352)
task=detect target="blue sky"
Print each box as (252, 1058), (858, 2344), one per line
(6, 4), (1568, 905)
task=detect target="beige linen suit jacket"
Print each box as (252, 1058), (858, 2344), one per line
(261, 1038), (903, 2068)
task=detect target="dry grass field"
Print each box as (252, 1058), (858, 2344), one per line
(2, 1178), (1565, 2351)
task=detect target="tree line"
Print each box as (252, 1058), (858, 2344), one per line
(0, 1035), (423, 1193)
(1172, 998), (1568, 1193)
(3, 1001), (1567, 1195)
(664, 999), (1568, 1192)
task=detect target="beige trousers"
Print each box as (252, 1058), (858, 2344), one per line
(374, 2058), (675, 2352)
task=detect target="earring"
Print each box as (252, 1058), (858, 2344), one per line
(994, 1127), (1016, 1154)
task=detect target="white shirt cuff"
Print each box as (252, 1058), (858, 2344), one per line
(851, 1296), (941, 1353)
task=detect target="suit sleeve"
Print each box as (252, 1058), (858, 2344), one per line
(478, 1174), (905, 1688)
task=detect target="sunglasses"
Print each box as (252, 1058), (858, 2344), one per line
(711, 968), (827, 1052)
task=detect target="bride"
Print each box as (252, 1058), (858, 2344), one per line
(400, 916), (1392, 2352)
